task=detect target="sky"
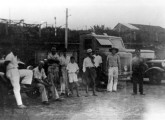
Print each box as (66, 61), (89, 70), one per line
(0, 0), (165, 30)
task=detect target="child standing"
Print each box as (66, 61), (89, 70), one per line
(66, 56), (80, 97)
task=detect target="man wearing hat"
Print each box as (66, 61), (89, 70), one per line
(47, 47), (60, 61)
(132, 49), (147, 95)
(83, 48), (97, 96)
(33, 61), (50, 105)
(106, 47), (121, 92)
(47, 47), (62, 100)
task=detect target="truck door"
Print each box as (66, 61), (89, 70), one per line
(79, 36), (94, 68)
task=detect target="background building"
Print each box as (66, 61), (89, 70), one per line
(113, 23), (165, 59)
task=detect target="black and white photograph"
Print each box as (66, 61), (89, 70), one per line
(0, 0), (165, 120)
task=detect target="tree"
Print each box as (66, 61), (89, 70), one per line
(89, 25), (118, 36)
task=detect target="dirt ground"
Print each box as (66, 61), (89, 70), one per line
(1, 81), (165, 120)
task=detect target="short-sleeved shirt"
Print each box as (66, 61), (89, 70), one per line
(93, 54), (102, 67)
(67, 62), (79, 73)
(132, 56), (144, 73)
(59, 55), (70, 66)
(5, 52), (18, 69)
(47, 53), (60, 60)
(106, 53), (120, 68)
(83, 57), (95, 72)
(33, 67), (47, 80)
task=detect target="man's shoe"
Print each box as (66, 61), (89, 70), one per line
(60, 93), (65, 96)
(140, 93), (145, 95)
(85, 94), (89, 97)
(54, 98), (63, 102)
(18, 104), (27, 109)
(132, 93), (137, 95)
(107, 90), (112, 92)
(93, 94), (97, 96)
(77, 94), (80, 97)
(42, 101), (50, 105)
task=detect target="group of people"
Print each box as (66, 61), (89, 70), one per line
(2, 46), (146, 109)
(82, 47), (121, 96)
(31, 47), (80, 106)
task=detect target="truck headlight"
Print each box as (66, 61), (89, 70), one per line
(162, 61), (165, 67)
(124, 65), (128, 72)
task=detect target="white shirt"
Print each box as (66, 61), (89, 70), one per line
(59, 55), (70, 66)
(47, 53), (60, 60)
(67, 62), (79, 73)
(5, 52), (18, 69)
(93, 54), (102, 67)
(83, 57), (94, 72)
(33, 67), (47, 80)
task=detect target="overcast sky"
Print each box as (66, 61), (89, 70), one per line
(0, 0), (165, 30)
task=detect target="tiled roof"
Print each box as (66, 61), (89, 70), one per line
(121, 23), (139, 30)
(130, 24), (165, 32)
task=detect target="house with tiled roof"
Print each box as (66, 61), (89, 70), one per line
(113, 23), (165, 52)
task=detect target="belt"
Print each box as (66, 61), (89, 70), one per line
(109, 66), (118, 68)
(69, 72), (76, 74)
(86, 67), (95, 68)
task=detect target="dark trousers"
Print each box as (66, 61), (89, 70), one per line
(96, 66), (101, 88)
(85, 67), (97, 94)
(132, 73), (143, 94)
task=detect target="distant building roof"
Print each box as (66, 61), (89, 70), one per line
(113, 23), (165, 33)
(120, 23), (139, 30)
(130, 24), (165, 33)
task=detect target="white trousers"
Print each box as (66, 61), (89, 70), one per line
(107, 67), (118, 92)
(60, 67), (68, 94)
(6, 68), (33, 105)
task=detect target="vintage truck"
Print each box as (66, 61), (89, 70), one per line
(144, 59), (165, 84)
(79, 33), (164, 86)
(79, 33), (132, 87)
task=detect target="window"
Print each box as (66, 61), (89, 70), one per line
(111, 39), (125, 49)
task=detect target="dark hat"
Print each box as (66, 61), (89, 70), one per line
(109, 47), (119, 53)
(51, 47), (56, 51)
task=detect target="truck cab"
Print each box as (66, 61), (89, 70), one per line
(79, 33), (132, 82)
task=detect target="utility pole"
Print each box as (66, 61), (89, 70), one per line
(65, 8), (68, 49)
(54, 17), (56, 36)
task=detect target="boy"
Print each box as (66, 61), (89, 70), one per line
(66, 56), (80, 97)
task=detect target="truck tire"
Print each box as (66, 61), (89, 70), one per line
(149, 72), (162, 85)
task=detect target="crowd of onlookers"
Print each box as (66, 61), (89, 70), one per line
(0, 46), (147, 109)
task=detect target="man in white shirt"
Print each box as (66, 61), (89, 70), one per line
(5, 50), (33, 109)
(33, 61), (49, 105)
(47, 47), (60, 61)
(93, 48), (102, 90)
(47, 47), (62, 101)
(59, 50), (70, 95)
(83, 49), (97, 97)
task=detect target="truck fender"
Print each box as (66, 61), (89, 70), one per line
(144, 67), (165, 75)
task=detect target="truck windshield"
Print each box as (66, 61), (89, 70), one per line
(111, 39), (125, 49)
